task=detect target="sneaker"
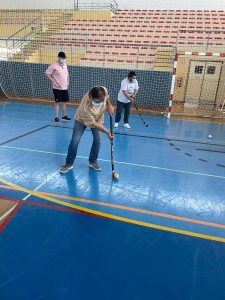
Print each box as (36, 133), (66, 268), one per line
(55, 117), (59, 122)
(60, 164), (73, 173)
(124, 123), (131, 129)
(62, 116), (71, 121)
(89, 162), (102, 171)
(114, 122), (119, 128)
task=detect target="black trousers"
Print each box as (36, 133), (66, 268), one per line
(115, 100), (131, 124)
(53, 89), (69, 103)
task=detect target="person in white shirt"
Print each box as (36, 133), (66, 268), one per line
(114, 71), (139, 129)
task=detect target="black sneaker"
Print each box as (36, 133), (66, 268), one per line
(62, 116), (71, 121)
(55, 117), (59, 122)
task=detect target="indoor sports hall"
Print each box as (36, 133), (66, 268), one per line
(1, 1), (225, 299)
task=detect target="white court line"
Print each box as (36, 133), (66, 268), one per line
(22, 169), (60, 201)
(2, 145), (225, 180)
(0, 204), (17, 222)
(0, 169), (60, 223)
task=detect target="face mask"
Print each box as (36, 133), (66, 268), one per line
(59, 58), (66, 65)
(92, 100), (103, 108)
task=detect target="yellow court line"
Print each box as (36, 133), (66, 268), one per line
(0, 178), (225, 243)
(1, 184), (225, 230)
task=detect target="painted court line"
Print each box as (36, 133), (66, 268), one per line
(0, 169), (60, 226)
(1, 184), (225, 230)
(0, 202), (22, 232)
(197, 148), (225, 154)
(22, 169), (60, 201)
(0, 204), (17, 223)
(0, 125), (49, 146)
(0, 177), (225, 243)
(50, 124), (225, 147)
(2, 145), (225, 180)
(0, 195), (97, 218)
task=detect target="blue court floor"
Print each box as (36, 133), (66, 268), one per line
(1, 101), (225, 300)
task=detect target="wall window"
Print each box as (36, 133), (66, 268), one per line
(195, 66), (204, 74)
(207, 66), (216, 75)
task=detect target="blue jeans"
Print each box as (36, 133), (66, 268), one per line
(66, 120), (101, 166)
(115, 100), (131, 124)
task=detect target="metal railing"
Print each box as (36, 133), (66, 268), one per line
(176, 29), (225, 51)
(6, 17), (42, 40)
(0, 37), (174, 72)
(4, 17), (43, 60)
(74, 0), (118, 12)
(0, 37), (176, 49)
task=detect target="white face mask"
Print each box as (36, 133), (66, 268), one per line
(92, 100), (103, 108)
(59, 58), (66, 65)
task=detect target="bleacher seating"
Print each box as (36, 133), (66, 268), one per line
(55, 9), (225, 69)
(1, 9), (225, 70)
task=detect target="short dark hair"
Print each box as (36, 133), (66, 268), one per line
(89, 86), (106, 101)
(128, 71), (136, 78)
(58, 52), (66, 59)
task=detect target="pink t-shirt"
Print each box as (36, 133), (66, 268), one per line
(45, 62), (69, 90)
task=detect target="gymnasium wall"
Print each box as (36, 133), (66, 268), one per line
(0, 61), (172, 109)
(0, 0), (106, 9)
(1, 0), (73, 9)
(174, 56), (225, 106)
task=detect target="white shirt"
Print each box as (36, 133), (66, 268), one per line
(118, 78), (139, 103)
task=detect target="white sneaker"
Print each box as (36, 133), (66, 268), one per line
(89, 162), (102, 171)
(124, 123), (131, 129)
(60, 164), (73, 174)
(114, 122), (119, 128)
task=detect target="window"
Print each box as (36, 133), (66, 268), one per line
(195, 66), (204, 74)
(207, 66), (216, 74)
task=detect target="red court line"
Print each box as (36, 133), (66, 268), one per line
(0, 195), (106, 232)
(1, 186), (225, 243)
(39, 191), (225, 230)
(0, 201), (22, 232)
(25, 200), (95, 215)
(0, 195), (101, 216)
(1, 185), (225, 230)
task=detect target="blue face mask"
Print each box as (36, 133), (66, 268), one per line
(92, 100), (103, 108)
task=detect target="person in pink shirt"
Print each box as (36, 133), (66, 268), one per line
(45, 52), (71, 122)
